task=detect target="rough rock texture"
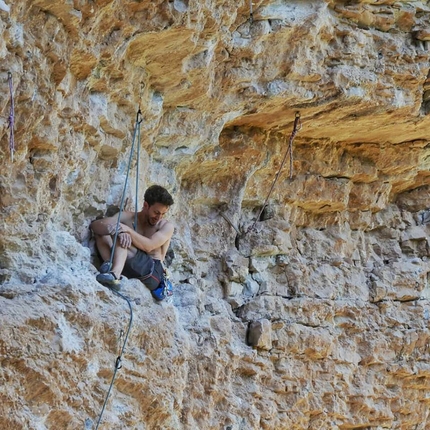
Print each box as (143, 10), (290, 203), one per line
(1, 1), (430, 429)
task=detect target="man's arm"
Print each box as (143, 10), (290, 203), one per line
(90, 212), (132, 235)
(120, 221), (174, 254)
(160, 237), (172, 261)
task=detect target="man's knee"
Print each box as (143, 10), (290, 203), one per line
(94, 235), (113, 253)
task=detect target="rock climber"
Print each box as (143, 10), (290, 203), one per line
(90, 184), (175, 300)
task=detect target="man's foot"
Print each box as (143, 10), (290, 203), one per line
(96, 271), (124, 291)
(99, 261), (112, 274)
(165, 278), (173, 297)
(151, 279), (173, 301)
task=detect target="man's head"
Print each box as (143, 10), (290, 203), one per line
(144, 185), (174, 206)
(143, 185), (174, 226)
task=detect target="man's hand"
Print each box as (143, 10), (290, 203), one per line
(118, 232), (132, 248)
(90, 217), (131, 237)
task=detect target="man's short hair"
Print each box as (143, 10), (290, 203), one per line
(144, 185), (174, 207)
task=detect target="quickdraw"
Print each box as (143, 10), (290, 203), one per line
(7, 72), (15, 161)
(247, 112), (302, 234)
(94, 291), (133, 429)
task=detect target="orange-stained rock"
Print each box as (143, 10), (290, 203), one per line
(1, 1), (430, 429)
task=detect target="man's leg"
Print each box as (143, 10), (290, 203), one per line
(94, 234), (129, 287)
(94, 234), (113, 263)
(110, 245), (128, 280)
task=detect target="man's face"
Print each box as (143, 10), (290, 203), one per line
(144, 202), (169, 226)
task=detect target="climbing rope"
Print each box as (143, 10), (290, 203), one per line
(247, 112), (301, 234)
(95, 85), (145, 428)
(134, 83), (145, 229)
(107, 107), (143, 270)
(7, 72), (15, 162)
(94, 289), (133, 430)
(134, 109), (142, 232)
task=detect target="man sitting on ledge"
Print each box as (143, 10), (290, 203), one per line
(90, 185), (174, 300)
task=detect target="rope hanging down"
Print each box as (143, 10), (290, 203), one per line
(7, 72), (15, 162)
(107, 107), (143, 271)
(94, 289), (133, 430)
(247, 112), (302, 234)
(94, 87), (144, 427)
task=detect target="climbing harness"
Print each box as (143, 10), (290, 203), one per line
(247, 112), (301, 234)
(94, 84), (144, 428)
(7, 72), (15, 162)
(94, 290), (133, 430)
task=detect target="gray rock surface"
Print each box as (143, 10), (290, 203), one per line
(1, 1), (430, 429)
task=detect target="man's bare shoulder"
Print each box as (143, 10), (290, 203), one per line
(118, 211), (135, 224)
(120, 211), (135, 218)
(158, 219), (174, 231)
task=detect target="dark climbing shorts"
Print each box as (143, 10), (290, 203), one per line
(122, 250), (163, 291)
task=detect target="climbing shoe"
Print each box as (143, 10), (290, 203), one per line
(151, 278), (173, 301)
(99, 261), (112, 274)
(165, 278), (174, 297)
(96, 271), (124, 292)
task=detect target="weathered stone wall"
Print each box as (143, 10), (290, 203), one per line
(1, 1), (430, 429)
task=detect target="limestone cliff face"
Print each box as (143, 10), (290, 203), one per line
(1, 1), (430, 429)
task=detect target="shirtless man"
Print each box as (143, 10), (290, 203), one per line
(90, 185), (174, 299)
